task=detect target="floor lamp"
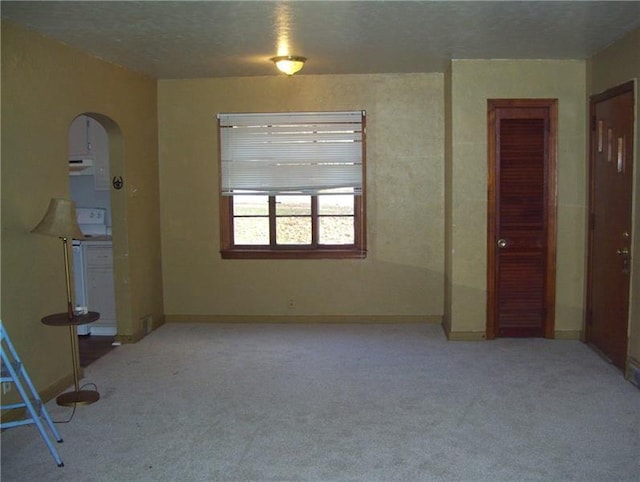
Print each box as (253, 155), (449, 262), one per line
(32, 198), (100, 406)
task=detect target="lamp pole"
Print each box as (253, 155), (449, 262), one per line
(34, 198), (101, 406)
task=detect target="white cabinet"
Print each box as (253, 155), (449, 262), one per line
(84, 241), (117, 336)
(92, 120), (110, 191)
(68, 115), (94, 158)
(68, 115), (110, 191)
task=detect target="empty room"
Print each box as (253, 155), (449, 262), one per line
(1, 1), (639, 480)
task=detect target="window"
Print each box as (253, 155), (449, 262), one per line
(218, 111), (366, 259)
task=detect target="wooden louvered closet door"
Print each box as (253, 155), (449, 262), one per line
(487, 100), (558, 338)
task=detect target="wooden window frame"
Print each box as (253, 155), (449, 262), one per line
(220, 194), (366, 259)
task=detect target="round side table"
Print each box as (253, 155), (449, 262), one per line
(41, 312), (101, 406)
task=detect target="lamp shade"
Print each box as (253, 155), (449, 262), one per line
(32, 198), (85, 240)
(271, 56), (306, 75)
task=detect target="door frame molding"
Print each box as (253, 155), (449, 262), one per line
(486, 99), (558, 339)
(585, 80), (634, 355)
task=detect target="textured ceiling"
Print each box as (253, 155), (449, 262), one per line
(2, 1), (640, 79)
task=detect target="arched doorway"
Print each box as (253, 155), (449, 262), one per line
(67, 113), (131, 349)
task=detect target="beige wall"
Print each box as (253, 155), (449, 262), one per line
(1, 22), (163, 398)
(446, 60), (588, 338)
(587, 28), (640, 368)
(158, 74), (445, 322)
(443, 65), (454, 335)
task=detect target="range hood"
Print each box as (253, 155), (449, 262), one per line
(68, 157), (94, 175)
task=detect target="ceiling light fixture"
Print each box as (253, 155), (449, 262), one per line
(271, 55), (306, 76)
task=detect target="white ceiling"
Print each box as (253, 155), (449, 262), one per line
(2, 1), (640, 79)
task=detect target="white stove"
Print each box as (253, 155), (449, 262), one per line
(72, 207), (115, 335)
(76, 207), (108, 237)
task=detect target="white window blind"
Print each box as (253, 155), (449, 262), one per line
(219, 111), (364, 196)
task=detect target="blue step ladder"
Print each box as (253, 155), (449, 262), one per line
(1, 320), (64, 467)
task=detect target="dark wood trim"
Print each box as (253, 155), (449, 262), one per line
(585, 91), (598, 343)
(221, 247), (367, 260)
(220, 193), (366, 259)
(268, 196), (277, 246)
(219, 196), (233, 251)
(486, 98), (558, 339)
(545, 100), (558, 339)
(311, 196), (320, 246)
(590, 80), (634, 104)
(486, 102), (498, 340)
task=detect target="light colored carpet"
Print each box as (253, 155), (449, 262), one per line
(1, 322), (639, 481)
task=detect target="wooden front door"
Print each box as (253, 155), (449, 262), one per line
(586, 82), (634, 370)
(487, 99), (558, 338)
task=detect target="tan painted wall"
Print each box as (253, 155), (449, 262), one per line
(446, 60), (587, 337)
(1, 22), (163, 397)
(587, 28), (640, 366)
(443, 64), (454, 335)
(158, 74), (445, 321)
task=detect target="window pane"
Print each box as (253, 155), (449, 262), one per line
(319, 216), (354, 244)
(234, 217), (269, 244)
(233, 195), (269, 216)
(277, 217), (311, 245)
(318, 194), (354, 215)
(276, 195), (311, 215)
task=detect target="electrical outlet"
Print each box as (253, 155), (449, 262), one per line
(2, 382), (11, 394)
(287, 299), (295, 310)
